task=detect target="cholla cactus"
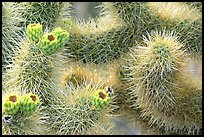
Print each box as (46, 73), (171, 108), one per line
(2, 2), (202, 135)
(3, 94), (21, 115)
(46, 80), (117, 135)
(19, 2), (63, 30)
(26, 23), (43, 43)
(3, 24), (69, 103)
(22, 93), (40, 116)
(121, 30), (202, 134)
(2, 89), (49, 135)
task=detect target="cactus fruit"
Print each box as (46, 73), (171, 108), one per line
(22, 93), (40, 116)
(39, 28), (69, 55)
(3, 94), (21, 115)
(92, 89), (111, 109)
(26, 23), (43, 43)
(2, 90), (49, 135)
(52, 27), (70, 46)
(39, 33), (58, 55)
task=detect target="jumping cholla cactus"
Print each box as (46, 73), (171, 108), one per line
(2, 91), (49, 135)
(46, 80), (117, 135)
(2, 2), (202, 135)
(121, 31), (202, 134)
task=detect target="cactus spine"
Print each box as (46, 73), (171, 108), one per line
(47, 81), (117, 135)
(2, 2), (24, 69)
(121, 30), (202, 134)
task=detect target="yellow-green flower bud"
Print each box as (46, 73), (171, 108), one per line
(26, 23), (43, 43)
(91, 89), (111, 109)
(52, 27), (70, 48)
(22, 93), (40, 116)
(39, 33), (58, 55)
(3, 94), (21, 115)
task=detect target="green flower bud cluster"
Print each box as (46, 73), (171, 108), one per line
(39, 27), (70, 55)
(3, 94), (21, 115)
(39, 33), (58, 55)
(91, 89), (111, 109)
(26, 23), (43, 43)
(52, 27), (70, 47)
(3, 93), (40, 116)
(21, 93), (40, 116)
(26, 23), (69, 55)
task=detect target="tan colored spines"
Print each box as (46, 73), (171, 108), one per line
(52, 56), (123, 91)
(127, 31), (185, 113)
(139, 69), (202, 135)
(120, 30), (202, 134)
(21, 2), (63, 30)
(4, 40), (54, 103)
(146, 2), (202, 55)
(47, 81), (117, 135)
(2, 2), (24, 69)
(111, 2), (202, 55)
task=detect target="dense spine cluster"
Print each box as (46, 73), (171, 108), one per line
(2, 2), (202, 135)
(121, 31), (202, 134)
(2, 2), (24, 69)
(46, 81), (117, 135)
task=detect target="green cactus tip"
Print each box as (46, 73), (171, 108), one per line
(22, 93), (40, 116)
(26, 23), (43, 43)
(91, 89), (111, 109)
(39, 32), (58, 55)
(52, 27), (70, 47)
(3, 94), (21, 115)
(39, 28), (69, 55)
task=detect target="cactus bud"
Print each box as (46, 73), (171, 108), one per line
(22, 93), (40, 116)
(39, 33), (58, 55)
(91, 89), (111, 109)
(52, 27), (70, 48)
(26, 23), (43, 43)
(3, 94), (21, 115)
